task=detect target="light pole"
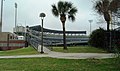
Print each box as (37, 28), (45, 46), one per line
(88, 20), (93, 35)
(39, 13), (46, 53)
(0, 0), (5, 32)
(15, 3), (17, 33)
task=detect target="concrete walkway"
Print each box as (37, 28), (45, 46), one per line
(42, 46), (114, 59)
(0, 46), (115, 59)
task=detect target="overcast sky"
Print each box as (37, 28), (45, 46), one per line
(1, 0), (106, 35)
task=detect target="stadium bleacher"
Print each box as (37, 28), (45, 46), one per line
(27, 25), (89, 47)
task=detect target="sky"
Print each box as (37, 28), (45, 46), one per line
(1, 0), (107, 35)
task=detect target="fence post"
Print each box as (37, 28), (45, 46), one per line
(7, 34), (9, 50)
(38, 45), (41, 52)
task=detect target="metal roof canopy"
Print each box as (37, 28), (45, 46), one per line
(30, 25), (86, 34)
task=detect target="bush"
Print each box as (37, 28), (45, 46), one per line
(112, 30), (120, 53)
(89, 28), (107, 49)
(89, 28), (120, 53)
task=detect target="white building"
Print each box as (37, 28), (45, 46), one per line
(13, 26), (25, 33)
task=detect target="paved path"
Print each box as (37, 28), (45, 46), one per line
(42, 46), (114, 59)
(0, 46), (115, 59)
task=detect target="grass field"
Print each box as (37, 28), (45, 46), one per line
(52, 46), (107, 53)
(0, 46), (107, 56)
(0, 46), (39, 56)
(0, 57), (119, 71)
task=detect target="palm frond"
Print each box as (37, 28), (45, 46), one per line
(102, 0), (110, 11)
(64, 1), (73, 13)
(94, 0), (110, 15)
(52, 4), (59, 17)
(109, 0), (119, 13)
(51, 1), (77, 22)
(58, 1), (64, 14)
(68, 7), (77, 15)
(94, 0), (120, 14)
(95, 1), (103, 14)
(68, 15), (75, 22)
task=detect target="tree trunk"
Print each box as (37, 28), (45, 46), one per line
(106, 21), (111, 52)
(104, 12), (110, 31)
(104, 12), (111, 51)
(60, 14), (67, 50)
(62, 22), (67, 50)
(107, 21), (110, 32)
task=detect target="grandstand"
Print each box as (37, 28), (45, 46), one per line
(29, 25), (86, 35)
(27, 25), (89, 47)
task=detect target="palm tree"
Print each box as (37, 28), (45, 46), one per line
(94, 0), (119, 51)
(51, 1), (77, 50)
(94, 0), (119, 31)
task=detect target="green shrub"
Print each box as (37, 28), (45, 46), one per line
(89, 28), (107, 49)
(89, 28), (120, 53)
(112, 30), (120, 53)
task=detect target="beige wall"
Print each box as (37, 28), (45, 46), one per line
(0, 32), (23, 41)
(0, 32), (10, 41)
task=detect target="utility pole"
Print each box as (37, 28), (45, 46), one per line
(15, 3), (17, 33)
(0, 0), (4, 32)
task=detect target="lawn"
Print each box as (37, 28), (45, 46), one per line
(0, 46), (39, 56)
(52, 46), (107, 53)
(0, 57), (119, 71)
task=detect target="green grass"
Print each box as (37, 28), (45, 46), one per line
(0, 46), (39, 56)
(52, 46), (107, 53)
(0, 57), (119, 71)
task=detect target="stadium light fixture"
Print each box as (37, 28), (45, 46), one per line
(0, 0), (5, 32)
(88, 20), (93, 35)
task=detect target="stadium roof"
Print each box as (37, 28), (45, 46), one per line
(116, 27), (120, 31)
(29, 25), (86, 34)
